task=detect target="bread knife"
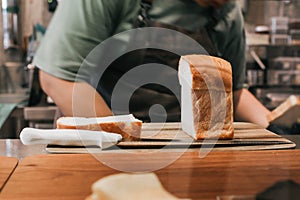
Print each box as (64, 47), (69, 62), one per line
(20, 128), (122, 148)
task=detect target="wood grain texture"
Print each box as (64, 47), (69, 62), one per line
(46, 122), (295, 153)
(2, 150), (300, 200)
(0, 157), (18, 191)
(120, 122), (294, 148)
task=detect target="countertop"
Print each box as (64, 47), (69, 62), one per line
(2, 150), (300, 199)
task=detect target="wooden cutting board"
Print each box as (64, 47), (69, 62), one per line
(0, 157), (18, 191)
(46, 122), (295, 153)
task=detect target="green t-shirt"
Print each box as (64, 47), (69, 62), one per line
(33, 0), (246, 91)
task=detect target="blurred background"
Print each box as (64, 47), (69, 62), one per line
(244, 0), (300, 110)
(0, 0), (300, 138)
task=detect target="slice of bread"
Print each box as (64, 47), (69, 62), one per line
(85, 173), (179, 200)
(56, 114), (142, 140)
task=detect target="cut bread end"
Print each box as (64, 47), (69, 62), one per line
(179, 55), (234, 140)
(56, 114), (142, 140)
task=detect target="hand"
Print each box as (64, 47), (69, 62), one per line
(233, 88), (271, 128)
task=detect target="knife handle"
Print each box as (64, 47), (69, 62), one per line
(20, 128), (122, 147)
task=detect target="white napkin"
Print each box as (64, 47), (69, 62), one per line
(20, 128), (122, 148)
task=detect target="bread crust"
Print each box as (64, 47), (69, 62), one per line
(181, 55), (232, 91)
(57, 117), (142, 141)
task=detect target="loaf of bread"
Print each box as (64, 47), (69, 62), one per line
(56, 114), (142, 140)
(86, 173), (179, 200)
(178, 55), (234, 139)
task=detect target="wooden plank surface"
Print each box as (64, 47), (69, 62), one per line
(0, 157), (18, 191)
(46, 122), (295, 153)
(2, 150), (300, 199)
(119, 122), (294, 148)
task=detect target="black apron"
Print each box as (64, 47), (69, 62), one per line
(97, 0), (220, 122)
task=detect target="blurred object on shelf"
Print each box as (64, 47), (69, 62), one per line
(246, 50), (266, 86)
(270, 16), (289, 35)
(2, 0), (20, 50)
(0, 0), (27, 96)
(267, 57), (300, 86)
(289, 18), (300, 29)
(255, 25), (269, 34)
(289, 18), (300, 45)
(269, 57), (300, 70)
(290, 29), (300, 45)
(247, 69), (264, 86)
(0, 61), (25, 94)
(270, 34), (291, 45)
(270, 16), (291, 45)
(267, 70), (300, 86)
(246, 31), (269, 46)
(268, 15), (300, 46)
(250, 50), (266, 70)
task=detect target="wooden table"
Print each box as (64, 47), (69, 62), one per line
(1, 150), (300, 200)
(0, 157), (18, 192)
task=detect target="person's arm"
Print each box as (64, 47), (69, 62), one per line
(34, 0), (140, 117)
(215, 4), (271, 128)
(40, 70), (112, 117)
(233, 88), (270, 128)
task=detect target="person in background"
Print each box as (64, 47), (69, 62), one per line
(33, 0), (275, 131)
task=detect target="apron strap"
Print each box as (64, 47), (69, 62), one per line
(140, 0), (222, 28)
(136, 0), (220, 56)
